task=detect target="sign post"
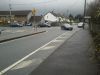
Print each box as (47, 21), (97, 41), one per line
(32, 8), (37, 30)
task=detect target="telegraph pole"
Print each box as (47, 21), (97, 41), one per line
(9, 0), (12, 23)
(83, 0), (86, 29)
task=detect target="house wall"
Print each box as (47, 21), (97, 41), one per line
(27, 12), (33, 22)
(0, 15), (10, 24)
(0, 10), (32, 25)
(44, 13), (58, 22)
(14, 15), (27, 22)
(29, 16), (42, 22)
(0, 15), (27, 24)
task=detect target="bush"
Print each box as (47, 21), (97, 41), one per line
(93, 33), (100, 60)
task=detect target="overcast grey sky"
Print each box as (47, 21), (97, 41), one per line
(0, 0), (94, 16)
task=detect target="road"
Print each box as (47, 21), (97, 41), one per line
(29, 27), (98, 75)
(0, 25), (79, 75)
(0, 26), (36, 36)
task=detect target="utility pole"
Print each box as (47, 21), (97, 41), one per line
(9, 0), (12, 23)
(83, 0), (86, 29)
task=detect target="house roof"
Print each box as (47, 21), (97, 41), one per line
(50, 12), (58, 17)
(0, 10), (31, 16)
(50, 11), (65, 18)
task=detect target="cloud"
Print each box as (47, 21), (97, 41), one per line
(0, 0), (94, 15)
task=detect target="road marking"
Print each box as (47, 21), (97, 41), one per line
(0, 31), (79, 75)
(58, 37), (66, 39)
(11, 60), (34, 70)
(16, 30), (26, 32)
(41, 46), (55, 50)
(52, 39), (64, 42)
(0, 30), (77, 75)
(11, 59), (43, 71)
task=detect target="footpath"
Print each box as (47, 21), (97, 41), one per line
(0, 28), (46, 43)
(29, 29), (99, 75)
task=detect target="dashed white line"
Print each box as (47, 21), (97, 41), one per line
(52, 39), (64, 42)
(41, 46), (55, 50)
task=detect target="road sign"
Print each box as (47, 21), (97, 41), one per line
(32, 8), (37, 15)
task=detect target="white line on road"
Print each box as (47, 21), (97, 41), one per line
(0, 30), (70, 75)
(41, 46), (56, 50)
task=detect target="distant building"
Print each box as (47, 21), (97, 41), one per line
(41, 12), (69, 23)
(29, 16), (42, 23)
(40, 12), (69, 26)
(43, 12), (59, 22)
(0, 10), (32, 24)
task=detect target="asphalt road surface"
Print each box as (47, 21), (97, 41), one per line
(0, 25), (80, 75)
(29, 27), (98, 75)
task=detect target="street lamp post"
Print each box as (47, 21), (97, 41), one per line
(83, 0), (86, 29)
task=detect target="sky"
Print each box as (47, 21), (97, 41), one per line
(0, 0), (94, 16)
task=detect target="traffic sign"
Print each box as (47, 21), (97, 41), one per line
(32, 8), (37, 15)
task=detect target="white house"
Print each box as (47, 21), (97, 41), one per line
(41, 12), (59, 23)
(41, 12), (70, 25)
